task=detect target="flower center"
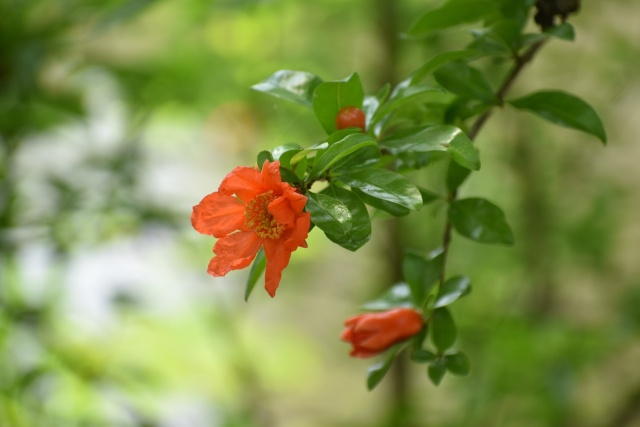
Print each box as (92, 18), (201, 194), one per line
(244, 191), (285, 239)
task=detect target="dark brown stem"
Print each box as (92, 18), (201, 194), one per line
(439, 39), (547, 286)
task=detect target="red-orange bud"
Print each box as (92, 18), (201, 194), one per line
(335, 106), (366, 131)
(340, 308), (424, 358)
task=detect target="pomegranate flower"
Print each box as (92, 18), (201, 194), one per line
(191, 160), (310, 297)
(341, 308), (424, 358)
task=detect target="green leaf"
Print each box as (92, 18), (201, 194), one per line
(252, 70), (323, 107)
(244, 248), (266, 301)
(434, 276), (472, 308)
(509, 90), (606, 143)
(337, 169), (423, 211)
(448, 198), (515, 245)
(428, 358), (447, 386)
(411, 348), (437, 363)
(403, 250), (428, 304)
(321, 185), (371, 251)
(432, 307), (457, 352)
(367, 344), (403, 391)
(306, 192), (352, 240)
(446, 160), (472, 192)
(408, 50), (479, 84)
(445, 351), (471, 376)
(421, 248), (445, 302)
(309, 133), (378, 180)
(313, 73), (365, 134)
(435, 62), (498, 104)
(544, 22), (575, 41)
(448, 129), (480, 170)
(352, 187), (410, 217)
(362, 283), (414, 311)
(256, 151), (274, 169)
(271, 143), (303, 160)
(372, 83), (443, 124)
(407, 0), (498, 36)
(418, 188), (442, 205)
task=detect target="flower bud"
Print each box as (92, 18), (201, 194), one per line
(340, 308), (424, 358)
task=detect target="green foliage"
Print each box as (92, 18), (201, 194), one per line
(252, 70), (323, 107)
(509, 90), (607, 143)
(312, 73), (364, 134)
(245, 248), (266, 301)
(448, 198), (515, 245)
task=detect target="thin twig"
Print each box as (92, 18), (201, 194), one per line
(438, 39), (548, 287)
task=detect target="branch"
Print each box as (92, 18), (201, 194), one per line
(438, 39), (548, 286)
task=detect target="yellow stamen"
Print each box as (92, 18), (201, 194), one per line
(244, 191), (285, 239)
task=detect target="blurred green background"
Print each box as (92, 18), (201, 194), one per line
(1, 0), (639, 426)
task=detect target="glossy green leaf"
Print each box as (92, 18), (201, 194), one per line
(289, 143), (328, 164)
(407, 0), (498, 36)
(448, 198), (515, 245)
(294, 156), (308, 180)
(411, 348), (437, 363)
(432, 307), (457, 352)
(421, 248), (445, 303)
(278, 149), (302, 169)
(313, 73), (365, 134)
(428, 358), (447, 386)
(337, 169), (423, 211)
(435, 62), (498, 104)
(362, 283), (414, 311)
(434, 275), (472, 308)
(408, 50), (479, 84)
(252, 70), (323, 107)
(367, 344), (403, 391)
(244, 248), (266, 301)
(544, 22), (575, 41)
(309, 133), (377, 180)
(321, 185), (371, 251)
(448, 129), (480, 170)
(271, 143), (303, 160)
(446, 159), (473, 192)
(352, 187), (410, 217)
(445, 351), (471, 376)
(509, 90), (606, 143)
(306, 192), (352, 240)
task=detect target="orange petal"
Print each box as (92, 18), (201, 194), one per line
(219, 166), (263, 203)
(191, 192), (245, 238)
(262, 237), (292, 298)
(268, 196), (295, 228)
(283, 213), (310, 251)
(282, 185), (308, 213)
(261, 160), (282, 192)
(207, 231), (261, 277)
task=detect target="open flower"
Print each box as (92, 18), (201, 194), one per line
(341, 308), (424, 358)
(191, 160), (310, 297)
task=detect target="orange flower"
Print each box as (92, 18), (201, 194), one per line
(341, 308), (424, 358)
(191, 160), (310, 297)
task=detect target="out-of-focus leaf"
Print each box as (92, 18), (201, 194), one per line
(446, 160), (472, 192)
(435, 62), (498, 104)
(245, 248), (266, 301)
(432, 307), (457, 352)
(252, 70), (323, 107)
(362, 283), (414, 311)
(408, 50), (479, 84)
(367, 343), (403, 391)
(428, 358), (448, 386)
(434, 276), (472, 308)
(509, 90), (606, 143)
(411, 349), (437, 363)
(407, 0), (498, 36)
(449, 198), (514, 245)
(445, 351), (471, 376)
(544, 22), (575, 41)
